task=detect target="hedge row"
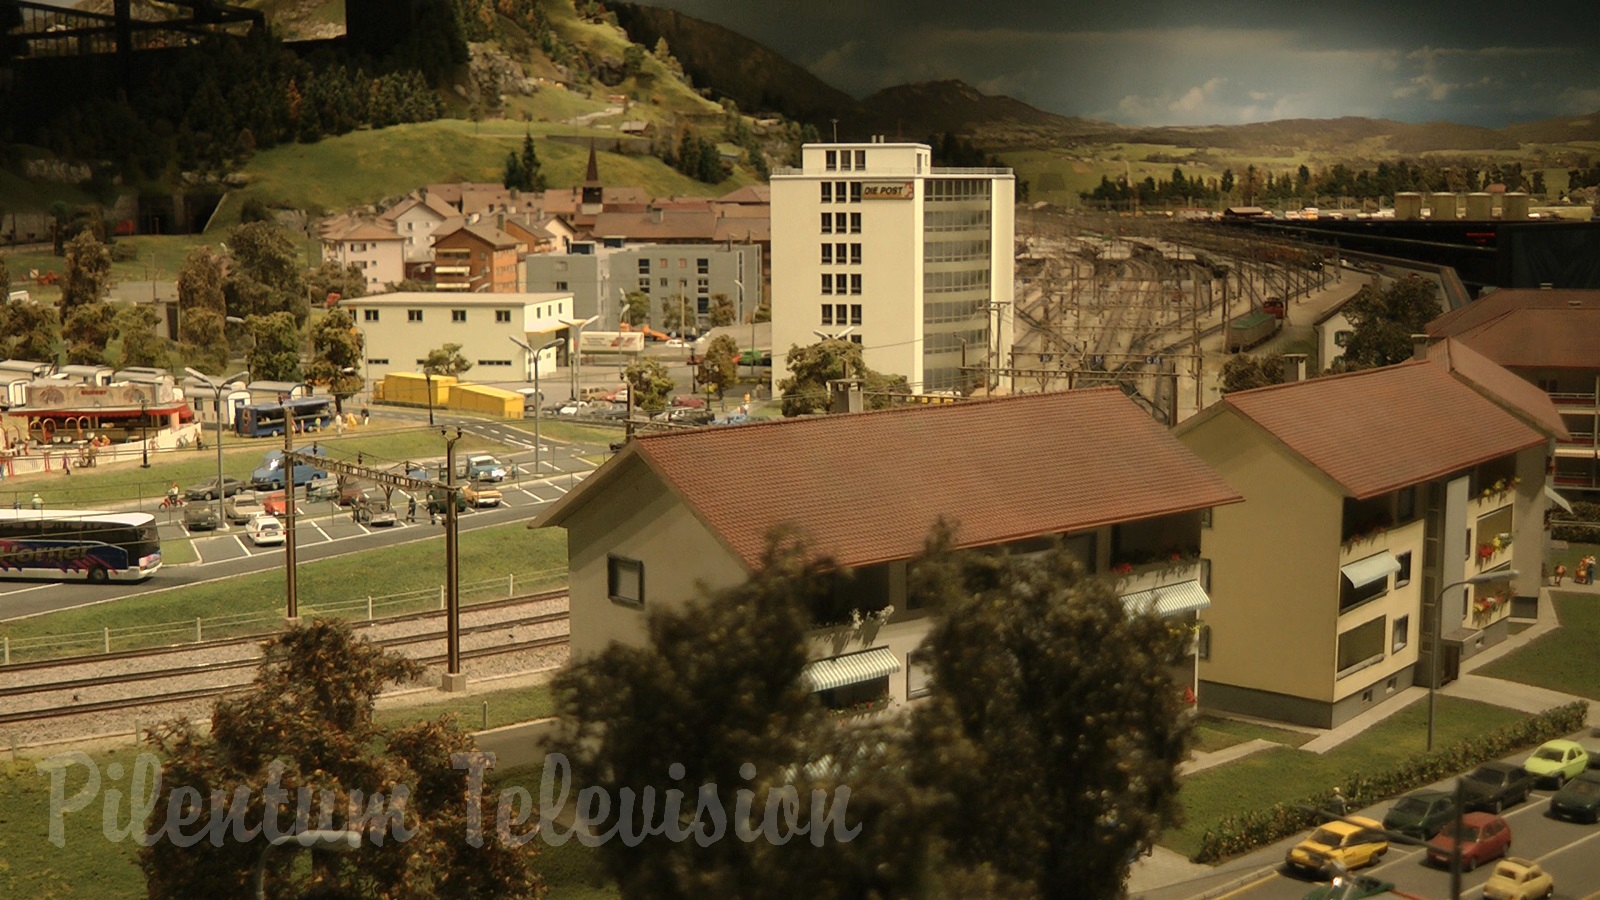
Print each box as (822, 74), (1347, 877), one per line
(1192, 701), (1589, 864)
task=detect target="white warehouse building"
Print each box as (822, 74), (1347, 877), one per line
(769, 140), (1015, 393)
(340, 292), (574, 385)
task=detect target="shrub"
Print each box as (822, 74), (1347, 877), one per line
(1192, 701), (1588, 863)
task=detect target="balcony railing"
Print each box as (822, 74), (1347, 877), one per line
(1548, 391), (1598, 407)
(1110, 558), (1204, 597)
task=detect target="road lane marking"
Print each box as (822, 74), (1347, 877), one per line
(1212, 871), (1278, 899)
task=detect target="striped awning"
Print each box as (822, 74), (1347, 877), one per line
(1545, 484), (1574, 515)
(802, 647), (902, 693)
(1341, 551), (1401, 589)
(1119, 580), (1212, 618)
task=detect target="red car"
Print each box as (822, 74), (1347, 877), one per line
(261, 491), (292, 517)
(1426, 811), (1511, 871)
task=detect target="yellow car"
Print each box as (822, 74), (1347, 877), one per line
(1285, 817), (1389, 878)
(1483, 857), (1553, 900)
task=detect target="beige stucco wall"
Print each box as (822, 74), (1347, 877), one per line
(1334, 519), (1423, 702)
(562, 461), (750, 659)
(1180, 412), (1344, 703)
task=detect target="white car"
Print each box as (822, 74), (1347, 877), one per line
(245, 515), (285, 546)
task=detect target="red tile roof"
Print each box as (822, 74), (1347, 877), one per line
(541, 388), (1242, 571)
(1427, 338), (1570, 439)
(1202, 360), (1546, 499)
(1427, 288), (1600, 370)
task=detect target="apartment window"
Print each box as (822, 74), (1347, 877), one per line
(849, 304), (862, 326)
(451, 310), (467, 323)
(821, 182), (833, 203)
(821, 274), (834, 295)
(850, 213), (862, 233)
(1200, 508), (1214, 529)
(366, 358), (389, 366)
(363, 309), (380, 322)
(1336, 616), (1386, 678)
(849, 182), (862, 203)
(835, 242), (847, 262)
(638, 259), (651, 273)
(821, 213), (833, 234)
(660, 277), (668, 288)
(555, 281), (568, 290)
(1394, 551), (1412, 588)
(825, 150), (838, 171)
(1195, 624), (1211, 660)
(495, 310), (511, 323)
(821, 244), (833, 265)
(835, 303), (848, 324)
(697, 278), (709, 294)
(476, 359), (512, 367)
(854, 150), (866, 169)
(1340, 563), (1388, 612)
(678, 258), (687, 269)
(849, 274), (862, 295)
(607, 555), (644, 606)
(907, 650), (932, 699)
(638, 278), (651, 293)
(1392, 615), (1409, 652)
(835, 181), (847, 202)
(659, 258), (668, 268)
(821, 305), (834, 326)
(849, 334), (862, 345)
(407, 309), (423, 323)
(850, 243), (862, 265)
(835, 213), (848, 233)
(697, 258), (709, 274)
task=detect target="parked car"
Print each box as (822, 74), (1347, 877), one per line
(225, 491), (264, 525)
(250, 446), (329, 490)
(1461, 762), (1536, 813)
(338, 480), (373, 506)
(261, 491), (291, 517)
(426, 488), (468, 515)
(1382, 789), (1458, 840)
(1426, 812), (1512, 871)
(1482, 857), (1554, 900)
(1524, 739), (1589, 787)
(1549, 769), (1600, 823)
(1284, 817), (1388, 878)
(1301, 873), (1394, 900)
(354, 496), (397, 527)
(183, 503), (220, 531)
(306, 478), (341, 502)
(464, 455), (507, 482)
(186, 476), (246, 501)
(463, 485), (503, 508)
(245, 515), (285, 546)
(653, 407), (715, 426)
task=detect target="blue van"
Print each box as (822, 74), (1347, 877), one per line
(251, 446), (329, 490)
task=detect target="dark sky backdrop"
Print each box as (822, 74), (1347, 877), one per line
(637, 0), (1600, 127)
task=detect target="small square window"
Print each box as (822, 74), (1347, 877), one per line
(451, 310), (466, 323)
(407, 309), (423, 323)
(607, 556), (644, 606)
(1394, 551), (1412, 588)
(495, 310), (511, 323)
(363, 309), (380, 322)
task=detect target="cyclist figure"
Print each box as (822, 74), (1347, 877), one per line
(166, 482), (182, 508)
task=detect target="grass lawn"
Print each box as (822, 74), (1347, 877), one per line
(1475, 591), (1600, 699)
(1166, 696), (1525, 859)
(1548, 541), (1600, 577)
(0, 744), (618, 899)
(377, 682), (557, 731)
(0, 524), (568, 659)
(1190, 715), (1314, 754)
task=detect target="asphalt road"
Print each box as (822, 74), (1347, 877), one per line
(0, 434), (599, 621)
(1208, 780), (1600, 900)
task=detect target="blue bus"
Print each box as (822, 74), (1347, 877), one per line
(0, 509), (162, 584)
(235, 397), (336, 438)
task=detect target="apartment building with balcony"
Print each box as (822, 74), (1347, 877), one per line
(1175, 350), (1566, 728)
(1427, 288), (1600, 495)
(432, 223), (522, 292)
(535, 389), (1241, 710)
(769, 140), (1015, 393)
(320, 222), (406, 291)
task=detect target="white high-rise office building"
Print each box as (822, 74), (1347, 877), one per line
(770, 140), (1014, 393)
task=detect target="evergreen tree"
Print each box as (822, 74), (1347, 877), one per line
(502, 150), (526, 191)
(519, 131), (545, 191)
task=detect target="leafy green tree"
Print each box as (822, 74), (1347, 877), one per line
(906, 529), (1195, 898)
(246, 311), (303, 381)
(622, 356), (674, 411)
(182, 309), (230, 375)
(0, 254), (10, 299)
(708, 292), (736, 327)
(621, 290), (650, 326)
(224, 222), (308, 325)
(140, 619), (543, 898)
(422, 342), (473, 377)
(59, 228), (113, 315)
(777, 339), (908, 416)
(696, 334), (740, 399)
(621, 42), (646, 79)
(305, 260), (366, 306)
(1341, 275), (1441, 369)
(0, 294), (60, 362)
(62, 301), (115, 365)
(112, 304), (170, 369)
(553, 537), (934, 899)
(1219, 352), (1284, 393)
(659, 293), (692, 334)
(178, 247), (228, 365)
(306, 309), (366, 413)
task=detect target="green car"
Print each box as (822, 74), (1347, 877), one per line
(1550, 770), (1600, 823)
(1382, 789), (1458, 840)
(426, 488), (468, 515)
(1525, 739), (1590, 787)
(1303, 873), (1394, 900)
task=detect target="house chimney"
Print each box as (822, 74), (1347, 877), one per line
(1411, 333), (1430, 360)
(828, 378), (864, 414)
(1280, 353), (1307, 383)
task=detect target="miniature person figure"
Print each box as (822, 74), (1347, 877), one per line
(1331, 787), (1347, 816)
(1555, 564), (1567, 587)
(361, 406), (370, 426)
(407, 496), (417, 524)
(30, 493), (42, 510)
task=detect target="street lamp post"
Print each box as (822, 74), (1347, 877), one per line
(139, 397), (150, 468)
(186, 368), (250, 532)
(251, 829), (363, 900)
(559, 315), (599, 401)
(1428, 569), (1519, 752)
(508, 336), (563, 477)
(421, 370), (435, 426)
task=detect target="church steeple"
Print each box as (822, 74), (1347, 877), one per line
(584, 139), (600, 185)
(581, 138), (603, 213)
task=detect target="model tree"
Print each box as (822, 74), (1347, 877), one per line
(777, 338), (908, 416)
(1340, 275), (1440, 369)
(113, 304), (170, 369)
(223, 222), (308, 325)
(139, 619), (543, 897)
(622, 356), (674, 411)
(246, 311), (303, 381)
(0, 293), (60, 362)
(620, 289), (650, 326)
(422, 342), (473, 377)
(696, 334), (740, 400)
(306, 308), (366, 413)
